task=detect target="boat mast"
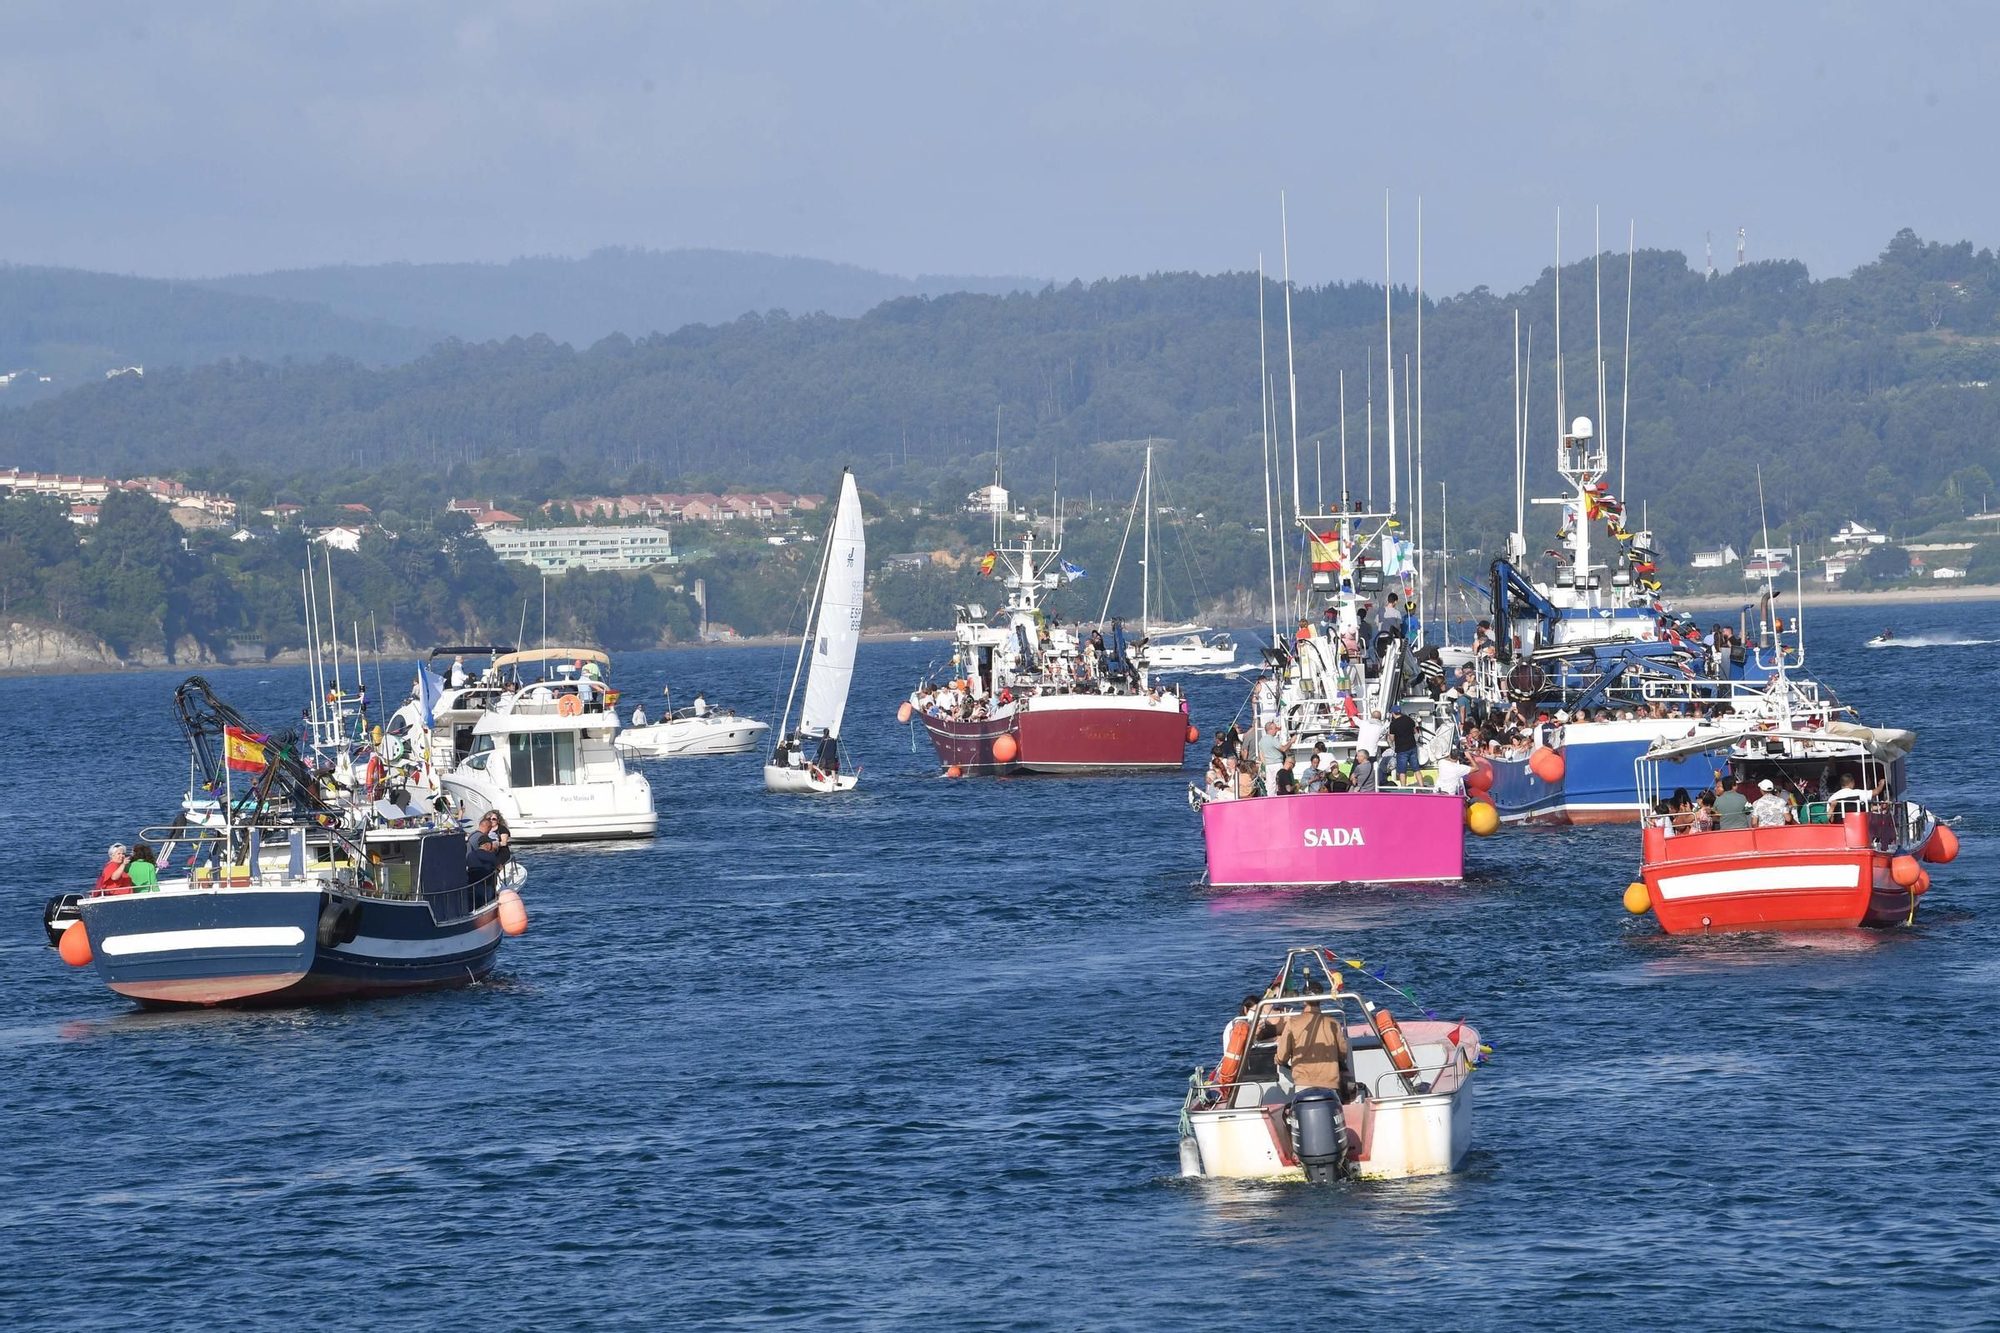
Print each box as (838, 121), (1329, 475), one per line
(1338, 371), (1348, 506)
(1621, 218), (1635, 498)
(1415, 196), (1426, 646)
(1384, 190), (1398, 517)
(1440, 481), (1450, 649)
(1281, 191), (1302, 530)
(1257, 257), (1279, 644)
(778, 476), (843, 740)
(1142, 440), (1152, 637)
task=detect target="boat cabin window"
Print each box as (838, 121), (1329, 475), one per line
(509, 731), (578, 786)
(469, 735), (495, 755)
(386, 712), (411, 737)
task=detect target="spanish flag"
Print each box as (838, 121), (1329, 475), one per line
(224, 726), (268, 773)
(978, 550), (997, 577)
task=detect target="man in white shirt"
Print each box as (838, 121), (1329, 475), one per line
(1256, 720), (1289, 794)
(692, 693), (710, 718)
(631, 704), (648, 727)
(1751, 778), (1791, 827)
(449, 655), (468, 688)
(1355, 711), (1388, 782)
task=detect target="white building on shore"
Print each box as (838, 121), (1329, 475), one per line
(482, 525), (678, 573)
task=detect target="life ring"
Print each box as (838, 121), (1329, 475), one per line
(1372, 1007), (1418, 1077)
(364, 754), (385, 792)
(1213, 1016), (1251, 1090)
(557, 694), (582, 717)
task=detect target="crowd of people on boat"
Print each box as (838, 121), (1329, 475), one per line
(1650, 766), (1891, 835)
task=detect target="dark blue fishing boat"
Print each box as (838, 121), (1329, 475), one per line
(46, 677), (527, 1009)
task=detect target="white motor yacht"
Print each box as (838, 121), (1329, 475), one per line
(437, 652), (656, 841)
(617, 708), (770, 759)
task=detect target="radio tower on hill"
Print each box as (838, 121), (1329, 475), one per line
(1737, 227), (1746, 269)
(1705, 231), (1716, 278)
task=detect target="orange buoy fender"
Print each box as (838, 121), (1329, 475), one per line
(1466, 758), (1494, 793)
(1465, 801), (1499, 836)
(59, 920), (92, 967)
(1529, 746), (1565, 783)
(1913, 868), (1932, 895)
(1185, 725), (1200, 745)
(897, 701), (914, 724)
(1922, 824), (1960, 864)
(496, 888), (528, 936)
(991, 733), (1019, 764)
(1372, 1007), (1418, 1075)
(945, 765), (963, 779)
(1213, 1016), (1250, 1090)
(1891, 855), (1922, 888)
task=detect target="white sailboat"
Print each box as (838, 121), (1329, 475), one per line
(1123, 443), (1238, 673)
(765, 470), (865, 794)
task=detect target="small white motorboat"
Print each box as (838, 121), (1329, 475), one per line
(1141, 627), (1240, 672)
(1178, 945), (1483, 1183)
(1866, 629), (1895, 648)
(616, 710), (769, 759)
(765, 469), (864, 794)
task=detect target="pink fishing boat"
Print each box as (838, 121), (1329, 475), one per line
(1199, 790), (1466, 886)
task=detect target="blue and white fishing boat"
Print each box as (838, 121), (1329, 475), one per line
(46, 677), (526, 1009)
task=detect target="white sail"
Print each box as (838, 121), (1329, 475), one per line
(799, 472), (865, 739)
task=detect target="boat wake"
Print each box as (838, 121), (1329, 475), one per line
(1865, 635), (1999, 649)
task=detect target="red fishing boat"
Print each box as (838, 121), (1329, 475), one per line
(1627, 720), (1955, 934)
(905, 486), (1191, 776)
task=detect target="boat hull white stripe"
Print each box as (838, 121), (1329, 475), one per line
(331, 922), (502, 960)
(101, 926), (307, 956)
(1656, 863), (1860, 901)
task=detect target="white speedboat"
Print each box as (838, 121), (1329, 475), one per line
(1141, 627), (1239, 672)
(1179, 946), (1483, 1183)
(616, 710), (769, 759)
(765, 470), (864, 794)
(1866, 629), (1895, 648)
(442, 657), (657, 841)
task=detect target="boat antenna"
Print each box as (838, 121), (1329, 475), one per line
(1315, 438), (1324, 513)
(1620, 218), (1635, 497)
(1338, 370), (1348, 506)
(1384, 189), (1398, 516)
(540, 573), (548, 652)
(1257, 257), (1279, 643)
(1281, 191), (1302, 526)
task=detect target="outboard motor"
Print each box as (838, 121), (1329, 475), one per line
(1287, 1087), (1349, 1184)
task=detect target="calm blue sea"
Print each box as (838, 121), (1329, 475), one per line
(3, 602), (1997, 1331)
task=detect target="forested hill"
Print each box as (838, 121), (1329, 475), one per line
(201, 248), (1046, 347)
(6, 229), (2000, 559)
(0, 265), (440, 402)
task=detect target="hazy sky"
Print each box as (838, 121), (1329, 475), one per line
(3, 1), (1993, 292)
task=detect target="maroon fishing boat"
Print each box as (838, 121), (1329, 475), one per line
(904, 508), (1192, 776)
